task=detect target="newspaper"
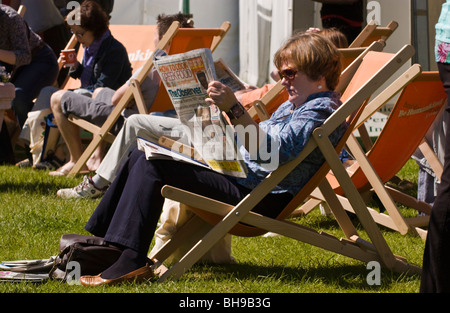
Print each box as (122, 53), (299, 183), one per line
(0, 257), (55, 282)
(0, 271), (49, 283)
(214, 58), (246, 92)
(137, 135), (209, 168)
(148, 48), (247, 178)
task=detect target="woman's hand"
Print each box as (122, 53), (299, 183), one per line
(205, 81), (238, 112)
(0, 49), (17, 65)
(59, 52), (79, 69)
(206, 81), (263, 150)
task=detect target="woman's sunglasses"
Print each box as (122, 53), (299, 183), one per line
(278, 68), (297, 81)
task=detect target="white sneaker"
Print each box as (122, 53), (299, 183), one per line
(57, 176), (106, 199)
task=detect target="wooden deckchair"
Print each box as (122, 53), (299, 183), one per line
(149, 45), (420, 281)
(349, 21), (398, 48)
(17, 4), (26, 17)
(302, 68), (446, 240)
(67, 21), (231, 176)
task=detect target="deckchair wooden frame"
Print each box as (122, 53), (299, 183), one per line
(294, 64), (423, 217)
(150, 45), (420, 281)
(67, 21), (231, 176)
(297, 67), (446, 241)
(349, 20), (398, 48)
(17, 4), (26, 17)
(347, 70), (445, 238)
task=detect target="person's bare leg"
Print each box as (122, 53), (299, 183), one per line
(49, 90), (87, 175)
(86, 142), (106, 172)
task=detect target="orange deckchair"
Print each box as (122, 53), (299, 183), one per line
(149, 45), (419, 281)
(299, 68), (446, 240)
(339, 44), (382, 70)
(67, 21), (231, 176)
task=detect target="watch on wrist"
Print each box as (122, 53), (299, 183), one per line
(226, 102), (245, 120)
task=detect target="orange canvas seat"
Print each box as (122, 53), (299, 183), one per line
(337, 72), (445, 193)
(65, 25), (226, 111)
(301, 68), (446, 240)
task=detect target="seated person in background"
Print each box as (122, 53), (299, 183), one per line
(46, 12), (193, 176)
(76, 32), (347, 286)
(17, 0), (132, 169)
(238, 27), (348, 119)
(0, 4), (58, 161)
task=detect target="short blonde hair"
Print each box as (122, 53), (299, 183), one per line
(274, 32), (342, 91)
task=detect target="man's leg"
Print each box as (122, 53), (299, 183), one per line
(49, 90), (85, 175)
(97, 114), (187, 183)
(57, 114), (187, 198)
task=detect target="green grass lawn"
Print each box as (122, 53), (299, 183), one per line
(0, 160), (425, 293)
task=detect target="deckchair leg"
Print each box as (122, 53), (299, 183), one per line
(318, 179), (359, 239)
(68, 133), (102, 176)
(313, 128), (399, 270)
(290, 198), (322, 216)
(158, 194), (253, 281)
(158, 221), (229, 282)
(346, 134), (414, 236)
(385, 185), (432, 215)
(150, 214), (212, 265)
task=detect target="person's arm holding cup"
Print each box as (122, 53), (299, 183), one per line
(60, 48), (78, 69)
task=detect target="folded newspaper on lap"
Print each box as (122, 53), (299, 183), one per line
(143, 48), (247, 178)
(137, 135), (209, 169)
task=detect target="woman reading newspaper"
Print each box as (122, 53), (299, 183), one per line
(78, 32), (348, 286)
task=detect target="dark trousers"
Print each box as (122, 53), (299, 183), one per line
(10, 44), (58, 128)
(420, 62), (450, 292)
(85, 149), (292, 255)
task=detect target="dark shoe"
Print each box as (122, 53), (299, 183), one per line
(15, 158), (32, 168)
(79, 263), (155, 287)
(33, 155), (65, 171)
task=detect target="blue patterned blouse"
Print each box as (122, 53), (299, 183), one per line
(235, 91), (347, 196)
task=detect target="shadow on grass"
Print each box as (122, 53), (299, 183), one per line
(0, 181), (62, 195)
(191, 261), (420, 291)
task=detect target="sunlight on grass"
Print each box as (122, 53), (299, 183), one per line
(0, 160), (425, 293)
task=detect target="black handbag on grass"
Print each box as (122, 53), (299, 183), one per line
(1, 234), (122, 283)
(49, 234), (122, 280)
